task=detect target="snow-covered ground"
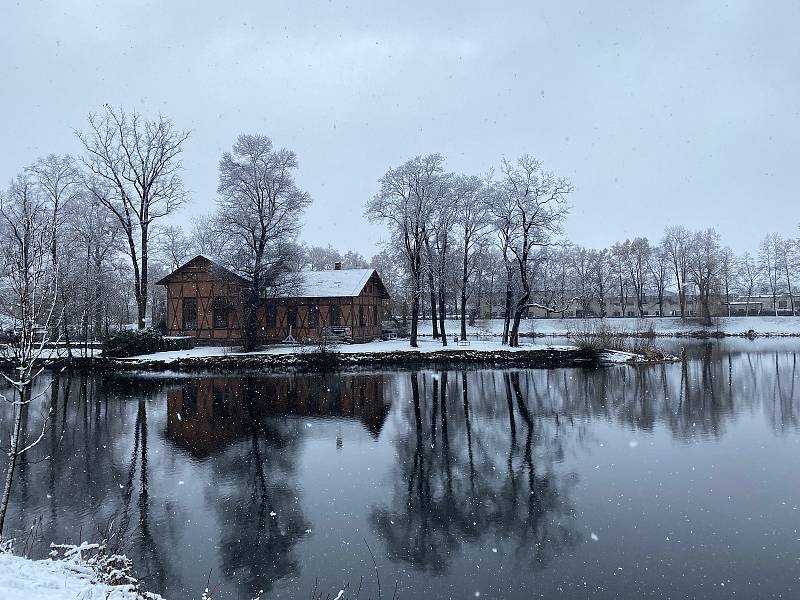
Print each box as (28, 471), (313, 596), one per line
(419, 316), (800, 337)
(0, 550), (162, 600)
(121, 338), (576, 362)
(0, 346), (100, 359)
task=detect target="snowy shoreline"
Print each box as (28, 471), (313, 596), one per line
(0, 339), (664, 372)
(0, 545), (164, 600)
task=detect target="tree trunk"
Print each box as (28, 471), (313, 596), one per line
(410, 277), (420, 348)
(460, 239), (469, 340)
(0, 387), (28, 536)
(502, 278), (512, 345)
(439, 282), (448, 346)
(428, 269), (439, 339)
(243, 286), (260, 352)
(509, 305), (525, 347)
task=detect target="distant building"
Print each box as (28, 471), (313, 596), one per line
(722, 294), (797, 316)
(156, 255), (390, 345)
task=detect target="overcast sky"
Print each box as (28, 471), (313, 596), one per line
(1, 1), (798, 257)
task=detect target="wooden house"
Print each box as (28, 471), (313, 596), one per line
(156, 255), (390, 345)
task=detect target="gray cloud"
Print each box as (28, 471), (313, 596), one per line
(1, 0), (798, 256)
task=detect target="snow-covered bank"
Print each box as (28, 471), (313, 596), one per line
(106, 338), (667, 372)
(419, 316), (800, 338)
(124, 338), (573, 362)
(0, 547), (163, 600)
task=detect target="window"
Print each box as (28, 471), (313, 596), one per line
(612, 311), (620, 317)
(359, 305), (366, 326)
(182, 298), (197, 330)
(212, 297), (228, 329)
(265, 303), (277, 328)
(778, 301), (787, 309)
(287, 306), (297, 327)
(330, 304), (341, 326)
(308, 304), (319, 328)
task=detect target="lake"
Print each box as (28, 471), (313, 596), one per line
(1, 339), (798, 599)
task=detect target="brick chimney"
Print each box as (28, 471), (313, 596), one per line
(334, 261), (342, 270)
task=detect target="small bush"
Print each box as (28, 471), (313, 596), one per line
(102, 329), (191, 357)
(568, 319), (666, 358)
(568, 320), (627, 352)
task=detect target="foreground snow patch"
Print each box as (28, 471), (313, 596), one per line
(0, 549), (163, 600)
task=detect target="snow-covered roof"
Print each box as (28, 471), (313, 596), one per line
(286, 269), (380, 298)
(158, 256), (388, 299)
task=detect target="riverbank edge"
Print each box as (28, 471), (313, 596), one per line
(0, 347), (677, 373)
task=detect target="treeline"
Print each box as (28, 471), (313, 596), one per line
(374, 219), (800, 344)
(364, 156), (799, 347)
(0, 108), (367, 350)
(2, 107), (798, 352)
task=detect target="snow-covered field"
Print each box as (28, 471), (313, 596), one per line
(419, 316), (800, 337)
(0, 550), (162, 600)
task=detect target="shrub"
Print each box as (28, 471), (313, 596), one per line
(102, 329), (193, 357)
(568, 318), (667, 359)
(568, 320), (627, 352)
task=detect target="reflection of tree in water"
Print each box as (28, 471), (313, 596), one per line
(507, 343), (799, 441)
(163, 372), (388, 598)
(209, 376), (310, 598)
(371, 370), (582, 573)
(0, 373), (173, 593)
(370, 352), (800, 574)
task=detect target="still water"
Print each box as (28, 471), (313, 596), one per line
(1, 339), (799, 599)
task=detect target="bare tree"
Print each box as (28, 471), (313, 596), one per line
(155, 224), (192, 271)
(687, 228), (722, 323)
(737, 252), (761, 316)
(452, 175), (489, 340)
(366, 155), (449, 347)
(719, 246), (736, 317)
(776, 236), (797, 316)
(588, 248), (612, 317)
(567, 245), (592, 316)
(661, 226), (691, 318)
(621, 237), (651, 317)
(429, 183), (458, 346)
(0, 175), (61, 535)
(498, 156), (572, 346)
(647, 246), (671, 316)
(27, 155), (81, 345)
(190, 213), (229, 258)
(216, 134), (312, 351)
(759, 233), (783, 316)
(68, 196), (119, 341)
(78, 106), (189, 330)
(610, 242), (630, 317)
(486, 180), (517, 344)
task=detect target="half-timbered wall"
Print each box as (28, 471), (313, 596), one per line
(163, 260), (245, 344)
(253, 273), (386, 343)
(161, 260), (387, 345)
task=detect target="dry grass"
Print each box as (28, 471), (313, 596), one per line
(568, 319), (662, 359)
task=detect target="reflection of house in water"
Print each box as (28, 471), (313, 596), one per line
(166, 374), (389, 457)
